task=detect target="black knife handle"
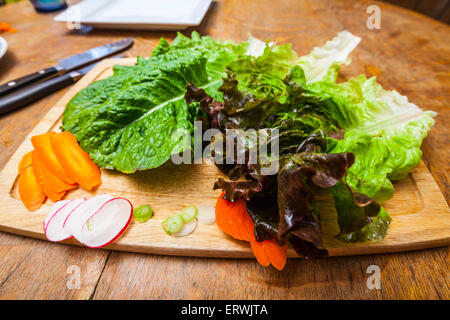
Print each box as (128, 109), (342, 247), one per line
(0, 72), (77, 115)
(0, 66), (63, 97)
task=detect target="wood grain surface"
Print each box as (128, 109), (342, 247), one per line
(1, 58), (449, 259)
(0, 0), (449, 300)
(384, 0), (450, 24)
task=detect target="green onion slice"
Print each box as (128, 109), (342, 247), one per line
(161, 214), (184, 234)
(181, 206), (198, 223)
(133, 205), (153, 223)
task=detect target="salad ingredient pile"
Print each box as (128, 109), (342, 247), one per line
(61, 31), (435, 269)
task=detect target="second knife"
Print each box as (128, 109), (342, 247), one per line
(0, 37), (133, 97)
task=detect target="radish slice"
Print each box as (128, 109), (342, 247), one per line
(73, 197), (133, 248)
(197, 205), (216, 225)
(45, 198), (86, 242)
(172, 219), (197, 237)
(44, 200), (70, 230)
(63, 194), (113, 236)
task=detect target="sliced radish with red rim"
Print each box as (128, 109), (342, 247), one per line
(45, 198), (86, 242)
(74, 197), (133, 248)
(44, 200), (70, 230)
(43, 194), (133, 248)
(63, 194), (113, 235)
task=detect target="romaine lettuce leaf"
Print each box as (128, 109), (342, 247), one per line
(224, 30), (361, 104)
(313, 75), (436, 241)
(62, 32), (247, 173)
(321, 75), (436, 198)
(297, 30), (361, 83)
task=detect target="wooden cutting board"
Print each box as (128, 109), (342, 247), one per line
(0, 58), (449, 258)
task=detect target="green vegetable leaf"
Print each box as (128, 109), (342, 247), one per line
(62, 33), (246, 173)
(297, 30), (361, 83)
(313, 75), (436, 241)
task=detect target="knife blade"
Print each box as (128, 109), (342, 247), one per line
(0, 38), (133, 97)
(0, 56), (122, 116)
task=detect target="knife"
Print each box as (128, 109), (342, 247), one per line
(0, 38), (133, 97)
(0, 59), (113, 115)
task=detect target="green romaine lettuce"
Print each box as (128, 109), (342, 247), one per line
(312, 75), (436, 241)
(62, 32), (247, 173)
(297, 30), (361, 83)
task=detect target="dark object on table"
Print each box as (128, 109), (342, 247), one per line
(0, 63), (96, 115)
(0, 37), (133, 97)
(0, 54), (124, 115)
(30, 0), (67, 13)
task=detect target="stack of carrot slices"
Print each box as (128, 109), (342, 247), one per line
(0, 22), (17, 33)
(17, 131), (102, 211)
(215, 192), (288, 270)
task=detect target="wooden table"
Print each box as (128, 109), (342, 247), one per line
(0, 0), (448, 300)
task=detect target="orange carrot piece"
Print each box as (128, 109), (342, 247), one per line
(50, 132), (101, 190)
(228, 202), (242, 240)
(215, 193), (287, 270)
(234, 209), (245, 240)
(236, 201), (255, 242)
(250, 240), (270, 267)
(250, 239), (288, 270)
(36, 151), (77, 193)
(263, 239), (288, 271)
(18, 153), (46, 211)
(215, 192), (253, 241)
(32, 151), (66, 202)
(18, 151), (33, 172)
(215, 192), (235, 237)
(31, 132), (76, 184)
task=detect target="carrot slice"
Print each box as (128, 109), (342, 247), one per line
(18, 151), (33, 172)
(228, 201), (242, 240)
(37, 152), (77, 193)
(32, 151), (66, 202)
(263, 239), (288, 271)
(250, 239), (288, 270)
(50, 132), (101, 190)
(215, 192), (288, 270)
(250, 240), (270, 267)
(215, 192), (253, 241)
(236, 201), (255, 242)
(18, 153), (46, 211)
(31, 132), (76, 184)
(215, 192), (235, 237)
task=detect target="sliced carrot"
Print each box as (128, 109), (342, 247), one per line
(18, 151), (33, 172)
(50, 132), (101, 190)
(250, 239), (288, 270)
(263, 239), (288, 271)
(250, 240), (270, 267)
(36, 152), (77, 193)
(17, 153), (46, 211)
(215, 192), (288, 270)
(215, 192), (234, 237)
(31, 132), (76, 184)
(236, 201), (255, 242)
(32, 151), (66, 202)
(228, 202), (241, 240)
(215, 192), (253, 241)
(233, 208), (244, 240)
